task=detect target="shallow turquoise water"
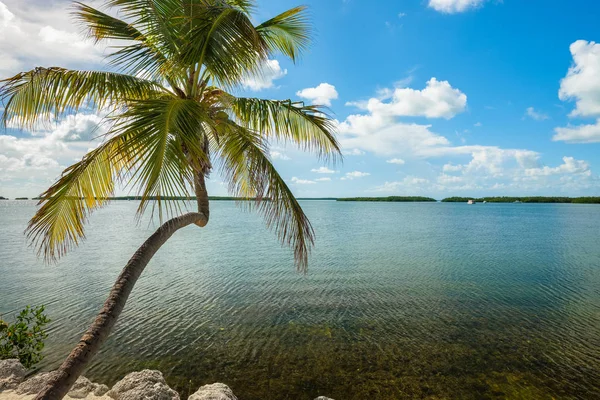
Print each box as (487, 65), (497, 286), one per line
(1, 200), (599, 399)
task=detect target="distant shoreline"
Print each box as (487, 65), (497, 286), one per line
(3, 196), (599, 203)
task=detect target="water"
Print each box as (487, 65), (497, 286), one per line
(1, 200), (599, 399)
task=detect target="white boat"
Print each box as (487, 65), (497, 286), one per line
(468, 199), (475, 205)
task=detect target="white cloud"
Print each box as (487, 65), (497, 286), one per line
(311, 166), (336, 174)
(373, 176), (430, 193)
(296, 83), (339, 106)
(558, 40), (600, 117)
(443, 163), (463, 172)
(428, 0), (485, 13)
(372, 153), (596, 195)
(474, 122), (482, 127)
(339, 120), (450, 156)
(291, 177), (316, 185)
(524, 157), (590, 177)
(315, 177), (331, 182)
(350, 78), (467, 119)
(341, 171), (370, 180)
(270, 150), (290, 160)
(342, 148), (365, 156)
(398, 12), (407, 18)
(525, 107), (549, 121)
(386, 158), (405, 165)
(242, 59), (287, 91)
(555, 41), (600, 143)
(0, 0), (106, 76)
(553, 120), (600, 143)
(0, 112), (107, 197)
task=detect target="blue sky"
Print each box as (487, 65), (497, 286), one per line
(1, 0), (600, 198)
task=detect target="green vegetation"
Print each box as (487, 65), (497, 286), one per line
(441, 196), (600, 203)
(14, 197), (29, 200)
(338, 196), (437, 202)
(0, 305), (50, 368)
(0, 196), (8, 200)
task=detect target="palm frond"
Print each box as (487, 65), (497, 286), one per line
(0, 68), (164, 129)
(109, 98), (212, 220)
(181, 5), (267, 89)
(225, 0), (255, 15)
(217, 121), (314, 271)
(228, 96), (341, 163)
(73, 2), (145, 42)
(95, 0), (188, 83)
(255, 6), (310, 62)
(26, 135), (131, 261)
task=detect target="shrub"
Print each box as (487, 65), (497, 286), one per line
(0, 305), (50, 368)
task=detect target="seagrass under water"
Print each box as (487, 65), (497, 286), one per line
(1, 200), (599, 399)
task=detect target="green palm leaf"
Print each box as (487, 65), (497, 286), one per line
(217, 121), (314, 270)
(25, 135), (131, 261)
(256, 6), (310, 62)
(229, 97), (341, 162)
(1, 68), (164, 129)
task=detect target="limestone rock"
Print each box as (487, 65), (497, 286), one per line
(106, 370), (179, 400)
(0, 359), (28, 391)
(68, 376), (109, 398)
(188, 383), (237, 400)
(16, 371), (59, 395)
(94, 384), (110, 396)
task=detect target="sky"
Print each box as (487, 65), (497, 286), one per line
(1, 0), (600, 199)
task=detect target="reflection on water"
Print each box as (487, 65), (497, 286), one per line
(1, 201), (599, 399)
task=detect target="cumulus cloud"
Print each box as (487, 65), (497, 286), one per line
(291, 177), (316, 185)
(0, 112), (107, 197)
(270, 150), (290, 160)
(0, 0), (106, 75)
(558, 40), (600, 117)
(339, 120), (450, 156)
(373, 177), (430, 193)
(242, 59), (287, 91)
(341, 171), (370, 180)
(428, 0), (485, 14)
(524, 157), (590, 177)
(372, 153), (596, 195)
(342, 148), (365, 156)
(430, 152), (594, 194)
(311, 166), (337, 174)
(553, 120), (600, 143)
(386, 158), (405, 165)
(296, 83), (339, 106)
(555, 41), (600, 143)
(525, 107), (549, 121)
(349, 78), (467, 119)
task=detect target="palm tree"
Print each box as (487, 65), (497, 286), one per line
(0, 1), (340, 399)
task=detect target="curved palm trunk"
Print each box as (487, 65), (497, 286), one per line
(35, 211), (208, 400)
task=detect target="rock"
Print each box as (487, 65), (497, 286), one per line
(16, 371), (59, 395)
(106, 370), (179, 400)
(314, 397), (334, 400)
(94, 384), (110, 396)
(68, 376), (109, 398)
(188, 383), (237, 400)
(0, 359), (28, 391)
